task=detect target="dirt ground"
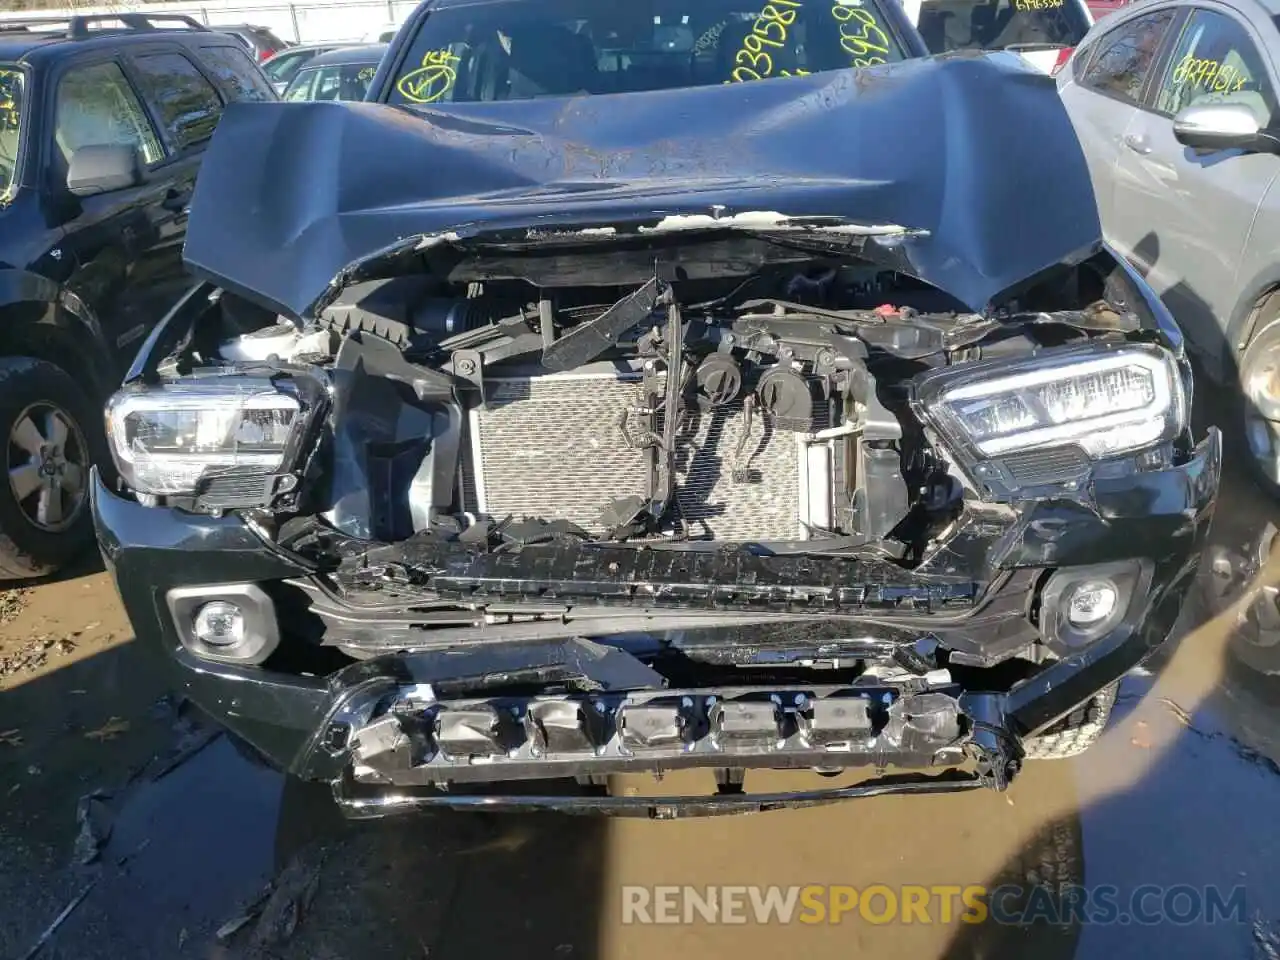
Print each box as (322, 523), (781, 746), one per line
(0, 559), (173, 792)
(2, 441), (1280, 959)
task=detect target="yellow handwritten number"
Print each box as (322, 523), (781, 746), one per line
(725, 0), (826, 83)
(737, 48), (774, 74)
(840, 25), (888, 57)
(832, 5), (890, 67)
(759, 4), (798, 26)
(1172, 54), (1247, 93)
(728, 1), (800, 82)
(753, 19), (788, 45)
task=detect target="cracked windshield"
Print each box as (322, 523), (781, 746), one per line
(388, 0), (909, 104)
(0, 67), (22, 200)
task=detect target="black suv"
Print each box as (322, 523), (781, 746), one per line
(0, 13), (275, 578)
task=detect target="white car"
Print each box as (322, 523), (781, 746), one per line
(363, 22), (402, 43)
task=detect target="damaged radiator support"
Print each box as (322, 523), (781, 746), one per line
(650, 289), (687, 526)
(446, 277), (897, 544)
(596, 282), (689, 537)
(330, 269), (924, 547)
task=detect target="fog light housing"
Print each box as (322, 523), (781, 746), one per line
(1039, 560), (1150, 653)
(166, 583), (279, 664)
(193, 601), (246, 646)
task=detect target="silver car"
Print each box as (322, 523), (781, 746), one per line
(1058, 0), (1280, 491)
(261, 42), (344, 94)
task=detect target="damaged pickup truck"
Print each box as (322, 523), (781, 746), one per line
(93, 0), (1220, 818)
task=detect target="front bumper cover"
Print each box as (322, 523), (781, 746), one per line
(93, 428), (1220, 818)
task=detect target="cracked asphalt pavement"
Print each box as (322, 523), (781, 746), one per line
(2, 398), (1280, 960)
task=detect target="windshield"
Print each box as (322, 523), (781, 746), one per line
(388, 0), (909, 104)
(916, 0), (1089, 54)
(0, 66), (22, 200)
(284, 61), (379, 101)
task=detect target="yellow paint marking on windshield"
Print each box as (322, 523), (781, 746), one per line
(1171, 54), (1248, 93)
(0, 68), (21, 204)
(0, 69), (19, 132)
(1014, 0), (1065, 10)
(728, 0), (804, 83)
(832, 4), (887, 67)
(397, 49), (461, 103)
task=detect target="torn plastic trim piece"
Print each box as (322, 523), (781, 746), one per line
(345, 636), (671, 695)
(338, 539), (980, 613)
(331, 769), (987, 819)
(541, 275), (663, 372)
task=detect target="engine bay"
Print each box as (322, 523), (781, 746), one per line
(140, 235), (1154, 570)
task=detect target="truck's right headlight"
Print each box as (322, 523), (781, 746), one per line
(105, 377), (307, 497)
(915, 343), (1186, 461)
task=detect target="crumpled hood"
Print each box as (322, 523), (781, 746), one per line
(183, 52), (1101, 319)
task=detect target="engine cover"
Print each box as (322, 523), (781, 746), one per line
(462, 368), (830, 540)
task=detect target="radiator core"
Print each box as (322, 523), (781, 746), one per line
(464, 370), (828, 541)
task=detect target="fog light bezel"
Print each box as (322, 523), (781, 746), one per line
(1039, 560), (1151, 654)
(166, 583), (279, 664)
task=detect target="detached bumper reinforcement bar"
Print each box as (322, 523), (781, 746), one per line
(331, 770), (989, 819)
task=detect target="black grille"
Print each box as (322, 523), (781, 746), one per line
(999, 447), (1090, 488)
(195, 468), (273, 509)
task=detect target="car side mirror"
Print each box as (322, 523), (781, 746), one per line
(1172, 102), (1280, 154)
(66, 144), (141, 197)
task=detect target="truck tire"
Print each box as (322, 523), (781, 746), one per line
(0, 357), (106, 580)
(1021, 683), (1118, 760)
(1227, 523), (1280, 677)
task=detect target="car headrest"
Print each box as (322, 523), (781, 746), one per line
(506, 23), (598, 95)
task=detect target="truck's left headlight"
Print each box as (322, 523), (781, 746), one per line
(105, 378), (304, 496)
(916, 343), (1186, 461)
